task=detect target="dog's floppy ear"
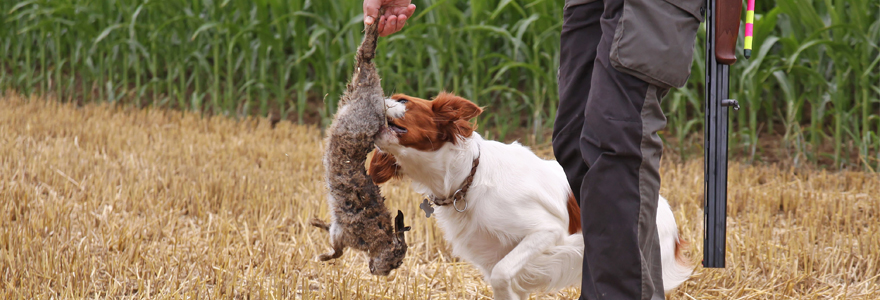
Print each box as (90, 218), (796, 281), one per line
(432, 92), (483, 122)
(368, 149), (400, 184)
(432, 92), (483, 143)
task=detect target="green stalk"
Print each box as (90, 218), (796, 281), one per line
(258, 49), (267, 116)
(54, 22), (62, 101)
(833, 71), (844, 167)
(98, 54), (104, 102)
(213, 36), (220, 113)
(40, 31), (47, 96)
(179, 64), (187, 110)
(122, 49), (129, 103)
(243, 42), (254, 116)
(296, 67), (306, 124)
(25, 33), (33, 96)
(133, 47), (141, 107)
(277, 46), (287, 121)
(70, 42), (78, 102)
(153, 41), (159, 106)
(194, 59), (202, 111)
(226, 31), (234, 115)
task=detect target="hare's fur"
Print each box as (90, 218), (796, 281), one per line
(310, 18), (409, 276)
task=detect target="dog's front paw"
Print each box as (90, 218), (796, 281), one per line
(489, 268), (522, 300)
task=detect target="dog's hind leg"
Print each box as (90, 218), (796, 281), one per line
(489, 230), (562, 300)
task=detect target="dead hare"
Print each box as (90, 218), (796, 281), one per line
(309, 13), (410, 276)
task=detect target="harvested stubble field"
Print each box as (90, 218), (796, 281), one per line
(1, 94), (878, 299)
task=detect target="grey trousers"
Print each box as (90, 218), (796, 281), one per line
(552, 0), (697, 298)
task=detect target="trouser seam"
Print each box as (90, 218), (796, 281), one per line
(637, 85), (652, 300)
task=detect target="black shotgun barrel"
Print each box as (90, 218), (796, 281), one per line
(703, 0), (741, 268)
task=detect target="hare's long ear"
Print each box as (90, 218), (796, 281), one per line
(369, 149), (400, 184)
(394, 210), (410, 242)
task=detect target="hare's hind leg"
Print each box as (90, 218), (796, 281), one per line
(317, 242), (344, 261)
(312, 219), (345, 261)
(310, 218), (330, 231)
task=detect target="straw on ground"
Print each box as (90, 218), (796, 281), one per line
(1, 94), (878, 299)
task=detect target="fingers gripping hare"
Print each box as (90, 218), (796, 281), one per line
(310, 14), (410, 276)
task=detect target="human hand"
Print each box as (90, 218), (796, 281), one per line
(363, 0), (416, 36)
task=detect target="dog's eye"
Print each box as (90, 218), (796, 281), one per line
(396, 98), (409, 104)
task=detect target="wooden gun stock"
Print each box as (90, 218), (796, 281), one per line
(715, 0), (742, 65)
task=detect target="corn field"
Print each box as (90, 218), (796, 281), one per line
(1, 0), (879, 169)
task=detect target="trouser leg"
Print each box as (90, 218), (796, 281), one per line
(552, 0), (602, 205)
(554, 0), (668, 299)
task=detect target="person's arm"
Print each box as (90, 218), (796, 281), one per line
(363, 0), (417, 36)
